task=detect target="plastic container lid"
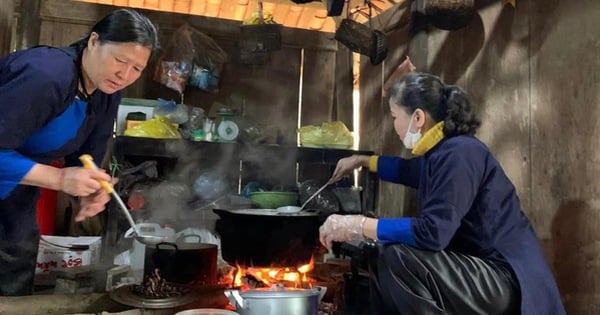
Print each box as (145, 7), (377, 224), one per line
(175, 309), (239, 315)
(126, 111), (147, 121)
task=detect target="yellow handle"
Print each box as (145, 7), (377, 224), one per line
(79, 154), (113, 194)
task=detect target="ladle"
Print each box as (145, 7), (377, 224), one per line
(79, 155), (165, 245)
(277, 180), (332, 214)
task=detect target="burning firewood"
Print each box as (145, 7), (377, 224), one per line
(132, 268), (190, 298)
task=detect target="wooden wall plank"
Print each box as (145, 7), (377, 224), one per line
(0, 0), (15, 55)
(529, 0), (600, 312)
(301, 49), (336, 127)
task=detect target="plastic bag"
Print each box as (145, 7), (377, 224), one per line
(299, 180), (339, 214)
(193, 170), (230, 200)
(154, 23), (227, 94)
(124, 117), (181, 139)
(155, 98), (189, 125)
(298, 121), (353, 148)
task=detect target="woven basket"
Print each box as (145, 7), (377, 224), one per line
(335, 19), (388, 65)
(335, 19), (373, 56)
(370, 30), (388, 65)
(425, 0), (475, 30)
(239, 24), (282, 52)
(237, 48), (270, 65)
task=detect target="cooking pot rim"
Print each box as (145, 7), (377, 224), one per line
(214, 208), (319, 217)
(237, 286), (323, 298)
(149, 241), (218, 251)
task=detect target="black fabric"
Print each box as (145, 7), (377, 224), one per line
(0, 227), (40, 296)
(367, 243), (520, 315)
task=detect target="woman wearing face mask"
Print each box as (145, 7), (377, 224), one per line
(320, 72), (565, 314)
(0, 9), (158, 295)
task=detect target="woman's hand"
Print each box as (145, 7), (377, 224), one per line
(319, 214), (366, 249)
(330, 155), (369, 183)
(59, 167), (113, 197)
(75, 189), (109, 222)
(74, 177), (118, 222)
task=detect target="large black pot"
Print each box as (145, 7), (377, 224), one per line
(213, 209), (320, 267)
(144, 241), (218, 286)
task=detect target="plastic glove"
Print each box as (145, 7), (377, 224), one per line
(319, 214), (366, 249)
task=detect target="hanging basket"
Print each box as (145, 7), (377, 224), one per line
(425, 0), (475, 31)
(334, 19), (388, 65)
(237, 47), (270, 65)
(239, 23), (282, 52)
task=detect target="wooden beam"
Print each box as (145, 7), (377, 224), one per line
(263, 0), (326, 10)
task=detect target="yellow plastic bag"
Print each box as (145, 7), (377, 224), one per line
(124, 117), (181, 139)
(298, 121), (353, 148)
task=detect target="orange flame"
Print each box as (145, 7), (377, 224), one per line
(229, 256), (316, 289)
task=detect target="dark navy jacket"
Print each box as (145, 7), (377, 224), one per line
(0, 46), (119, 241)
(376, 136), (565, 315)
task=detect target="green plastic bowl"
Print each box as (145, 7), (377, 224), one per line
(249, 191), (298, 209)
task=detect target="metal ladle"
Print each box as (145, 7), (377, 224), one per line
(277, 180), (333, 214)
(79, 155), (166, 245)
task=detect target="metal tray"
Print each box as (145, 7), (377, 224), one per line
(109, 284), (199, 309)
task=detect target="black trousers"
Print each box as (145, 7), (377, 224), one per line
(367, 243), (520, 315)
(0, 229), (40, 296)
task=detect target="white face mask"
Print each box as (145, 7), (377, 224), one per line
(403, 113), (421, 149)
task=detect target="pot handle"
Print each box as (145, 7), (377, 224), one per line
(313, 286), (328, 303)
(155, 242), (178, 251)
(177, 234), (202, 243)
(224, 289), (246, 309)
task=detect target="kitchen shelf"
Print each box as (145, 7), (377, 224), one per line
(113, 136), (375, 165)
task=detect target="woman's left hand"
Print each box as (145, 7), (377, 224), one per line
(319, 214), (366, 249)
(74, 178), (117, 222)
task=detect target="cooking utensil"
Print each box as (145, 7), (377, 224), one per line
(79, 154), (164, 245)
(213, 208), (319, 267)
(109, 283), (199, 309)
(275, 180), (332, 214)
(300, 180), (332, 210)
(144, 241), (218, 286)
(225, 285), (327, 315)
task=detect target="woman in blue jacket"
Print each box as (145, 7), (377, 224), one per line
(320, 72), (565, 314)
(0, 9), (158, 295)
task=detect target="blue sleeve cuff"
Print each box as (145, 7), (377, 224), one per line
(377, 217), (416, 246)
(0, 150), (36, 199)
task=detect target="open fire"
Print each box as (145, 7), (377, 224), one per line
(225, 256), (315, 289)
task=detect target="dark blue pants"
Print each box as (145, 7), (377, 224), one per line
(0, 186), (40, 296)
(0, 229), (39, 296)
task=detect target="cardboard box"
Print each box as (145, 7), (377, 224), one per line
(116, 98), (158, 135)
(35, 236), (102, 286)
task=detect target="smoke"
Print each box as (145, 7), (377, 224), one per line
(140, 139), (300, 231)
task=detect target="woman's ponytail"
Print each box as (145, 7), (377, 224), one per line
(442, 85), (480, 137)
